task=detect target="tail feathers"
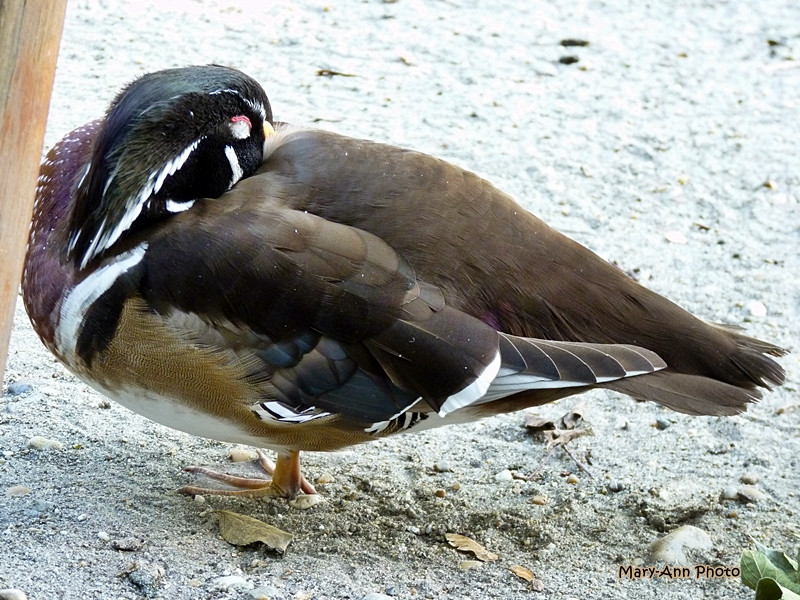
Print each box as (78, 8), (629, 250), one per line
(603, 370), (761, 416)
(713, 324), (787, 389)
(477, 335), (666, 404)
(602, 328), (786, 416)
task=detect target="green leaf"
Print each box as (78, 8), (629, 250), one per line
(216, 510), (293, 553)
(755, 541), (800, 575)
(742, 545), (800, 595)
(755, 578), (800, 600)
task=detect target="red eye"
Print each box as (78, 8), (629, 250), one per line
(230, 115), (252, 128)
(229, 115), (253, 140)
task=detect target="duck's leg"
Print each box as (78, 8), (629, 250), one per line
(178, 449), (316, 499)
(258, 450), (317, 496)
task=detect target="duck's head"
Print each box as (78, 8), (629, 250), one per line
(66, 64), (273, 269)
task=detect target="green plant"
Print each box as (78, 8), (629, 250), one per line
(741, 541), (800, 599)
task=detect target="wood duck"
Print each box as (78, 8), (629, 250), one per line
(22, 65), (786, 500)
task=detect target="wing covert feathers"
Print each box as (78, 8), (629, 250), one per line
(475, 335), (666, 405)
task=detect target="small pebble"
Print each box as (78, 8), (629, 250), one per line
(289, 493), (323, 510)
(32, 499), (54, 513)
(459, 560), (483, 570)
(741, 472), (760, 485)
(5, 486), (31, 497)
(434, 489), (446, 498)
(27, 436), (63, 450)
(127, 561), (165, 593)
(6, 382), (33, 396)
(721, 485), (739, 500)
(451, 482), (461, 491)
(0, 589), (27, 600)
(531, 495), (548, 505)
(737, 485), (767, 503)
(250, 586), (281, 600)
(647, 525), (712, 564)
(112, 537), (145, 551)
(97, 531), (110, 541)
(566, 474), (579, 485)
(665, 230), (688, 244)
(560, 38), (590, 47)
(494, 469), (514, 482)
(228, 448), (254, 462)
(407, 525), (421, 535)
(745, 300), (767, 317)
(194, 494), (206, 505)
(213, 575), (251, 590)
(607, 481), (625, 493)
(433, 462), (452, 473)
(655, 418), (671, 430)
(316, 472), (335, 484)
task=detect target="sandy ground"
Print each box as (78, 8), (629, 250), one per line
(2, 1), (799, 599)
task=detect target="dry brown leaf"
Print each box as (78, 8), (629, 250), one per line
(510, 565), (535, 581)
(524, 414), (556, 430)
(544, 427), (593, 449)
(526, 402), (586, 432)
(526, 402), (592, 449)
(217, 510), (293, 552)
(316, 68), (356, 77)
(510, 566), (545, 591)
(445, 533), (499, 562)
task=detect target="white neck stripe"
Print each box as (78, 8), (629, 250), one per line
(224, 145), (243, 188)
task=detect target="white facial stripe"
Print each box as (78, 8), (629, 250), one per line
(245, 98), (267, 122)
(56, 244), (148, 361)
(80, 187), (149, 270)
(154, 138), (202, 194)
(209, 87), (266, 121)
(224, 145), (243, 188)
(165, 199), (196, 213)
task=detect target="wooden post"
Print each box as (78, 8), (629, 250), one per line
(0, 1), (67, 383)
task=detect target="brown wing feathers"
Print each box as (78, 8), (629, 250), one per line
(248, 128), (785, 417)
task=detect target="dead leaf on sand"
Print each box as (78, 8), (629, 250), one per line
(217, 510), (293, 553)
(509, 565), (535, 582)
(445, 533), (499, 562)
(510, 565), (545, 591)
(525, 401), (593, 449)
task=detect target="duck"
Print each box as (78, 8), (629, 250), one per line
(22, 64), (786, 500)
